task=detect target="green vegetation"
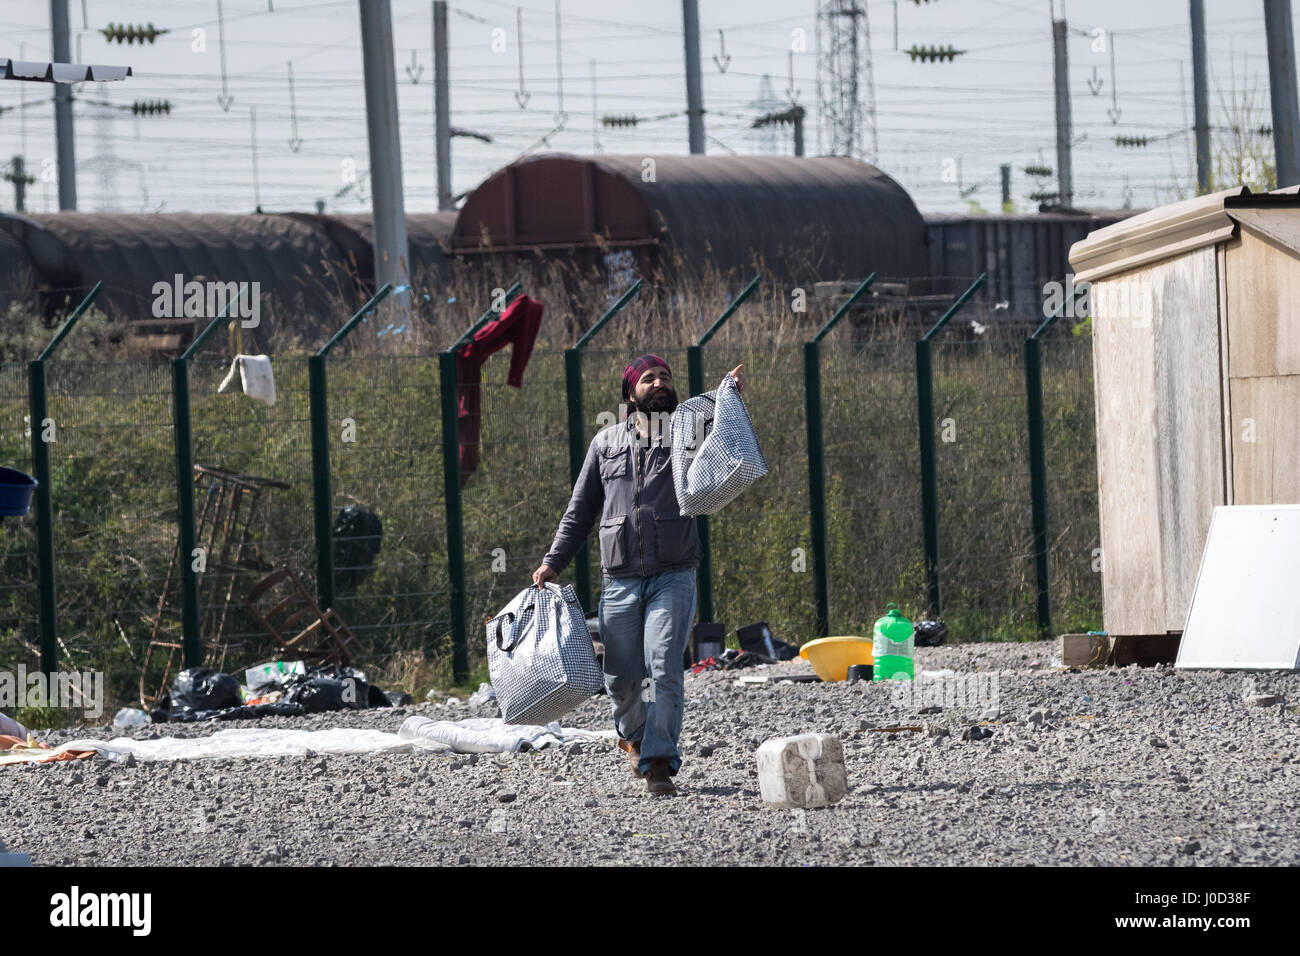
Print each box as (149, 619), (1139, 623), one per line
(0, 261), (1102, 717)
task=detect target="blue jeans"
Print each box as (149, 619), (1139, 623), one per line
(598, 566), (697, 775)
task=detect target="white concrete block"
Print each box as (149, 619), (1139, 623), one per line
(756, 733), (847, 809)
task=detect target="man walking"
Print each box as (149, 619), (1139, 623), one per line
(533, 355), (746, 796)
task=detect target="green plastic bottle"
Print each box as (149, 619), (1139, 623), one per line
(872, 603), (915, 681)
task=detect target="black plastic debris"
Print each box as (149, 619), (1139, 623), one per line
(151, 664), (391, 722)
(914, 620), (948, 647)
(736, 622), (800, 662)
(154, 667), (243, 721)
(282, 665), (390, 712)
(332, 505), (383, 593)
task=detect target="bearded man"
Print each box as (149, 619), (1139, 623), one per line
(533, 354), (747, 796)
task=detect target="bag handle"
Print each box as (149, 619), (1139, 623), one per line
(493, 584), (564, 651)
(492, 611), (519, 651)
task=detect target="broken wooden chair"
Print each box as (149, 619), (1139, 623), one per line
(243, 566), (361, 666)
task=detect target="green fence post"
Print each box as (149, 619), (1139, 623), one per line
(805, 274), (876, 638)
(1024, 291), (1074, 640)
(310, 284), (393, 612)
(686, 274), (759, 625)
(441, 282), (523, 683)
(563, 348), (589, 608)
(915, 273), (988, 620)
(563, 279), (644, 612)
(29, 282), (103, 675)
(172, 287), (248, 667)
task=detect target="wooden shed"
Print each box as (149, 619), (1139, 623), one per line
(1069, 186), (1300, 638)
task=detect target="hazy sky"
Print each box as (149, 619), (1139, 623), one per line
(0, 0), (1288, 215)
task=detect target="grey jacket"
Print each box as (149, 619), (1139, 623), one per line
(543, 400), (713, 579)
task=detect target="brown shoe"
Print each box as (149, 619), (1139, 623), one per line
(617, 738), (643, 778)
(646, 757), (677, 796)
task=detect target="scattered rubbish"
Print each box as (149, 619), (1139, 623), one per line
(780, 673), (821, 683)
(140, 464), (290, 708)
(151, 664), (391, 723)
(962, 726), (994, 741)
(756, 733), (847, 809)
(161, 667), (242, 716)
(845, 664), (872, 683)
(468, 682), (497, 707)
(691, 648), (763, 674)
(112, 708), (150, 730)
(736, 622), (800, 662)
(872, 604), (915, 681)
(737, 675), (769, 685)
(798, 636), (873, 682)
(283, 673), (370, 714)
(244, 660), (306, 692)
(385, 691), (413, 707)
(920, 669), (954, 679)
(869, 725), (923, 733)
(913, 619), (947, 647)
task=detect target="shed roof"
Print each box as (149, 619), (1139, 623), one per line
(1069, 186), (1300, 283)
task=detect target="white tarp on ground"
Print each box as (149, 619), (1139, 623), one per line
(0, 716), (616, 765)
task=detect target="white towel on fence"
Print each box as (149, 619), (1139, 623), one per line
(217, 354), (277, 406)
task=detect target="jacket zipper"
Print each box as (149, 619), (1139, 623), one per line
(635, 436), (645, 575)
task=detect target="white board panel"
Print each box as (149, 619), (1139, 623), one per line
(1177, 504), (1300, 669)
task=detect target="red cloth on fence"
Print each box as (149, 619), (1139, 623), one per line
(455, 294), (544, 488)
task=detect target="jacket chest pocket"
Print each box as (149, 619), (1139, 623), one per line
(599, 515), (629, 570)
(599, 447), (629, 480)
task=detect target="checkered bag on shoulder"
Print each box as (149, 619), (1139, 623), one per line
(486, 582), (603, 725)
(670, 372), (768, 517)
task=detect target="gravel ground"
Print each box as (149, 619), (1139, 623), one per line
(3, 642), (1298, 867)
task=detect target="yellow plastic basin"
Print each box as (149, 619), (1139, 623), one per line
(799, 636), (875, 682)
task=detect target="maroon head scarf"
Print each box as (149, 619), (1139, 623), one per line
(622, 353), (671, 402)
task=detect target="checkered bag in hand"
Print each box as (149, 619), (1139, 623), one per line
(486, 582), (603, 725)
(670, 373), (768, 517)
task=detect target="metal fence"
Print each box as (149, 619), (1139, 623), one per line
(2, 276), (1103, 709)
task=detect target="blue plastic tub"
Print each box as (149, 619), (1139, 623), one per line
(0, 467), (37, 517)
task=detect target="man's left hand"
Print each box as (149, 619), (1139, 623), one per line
(729, 364), (747, 395)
